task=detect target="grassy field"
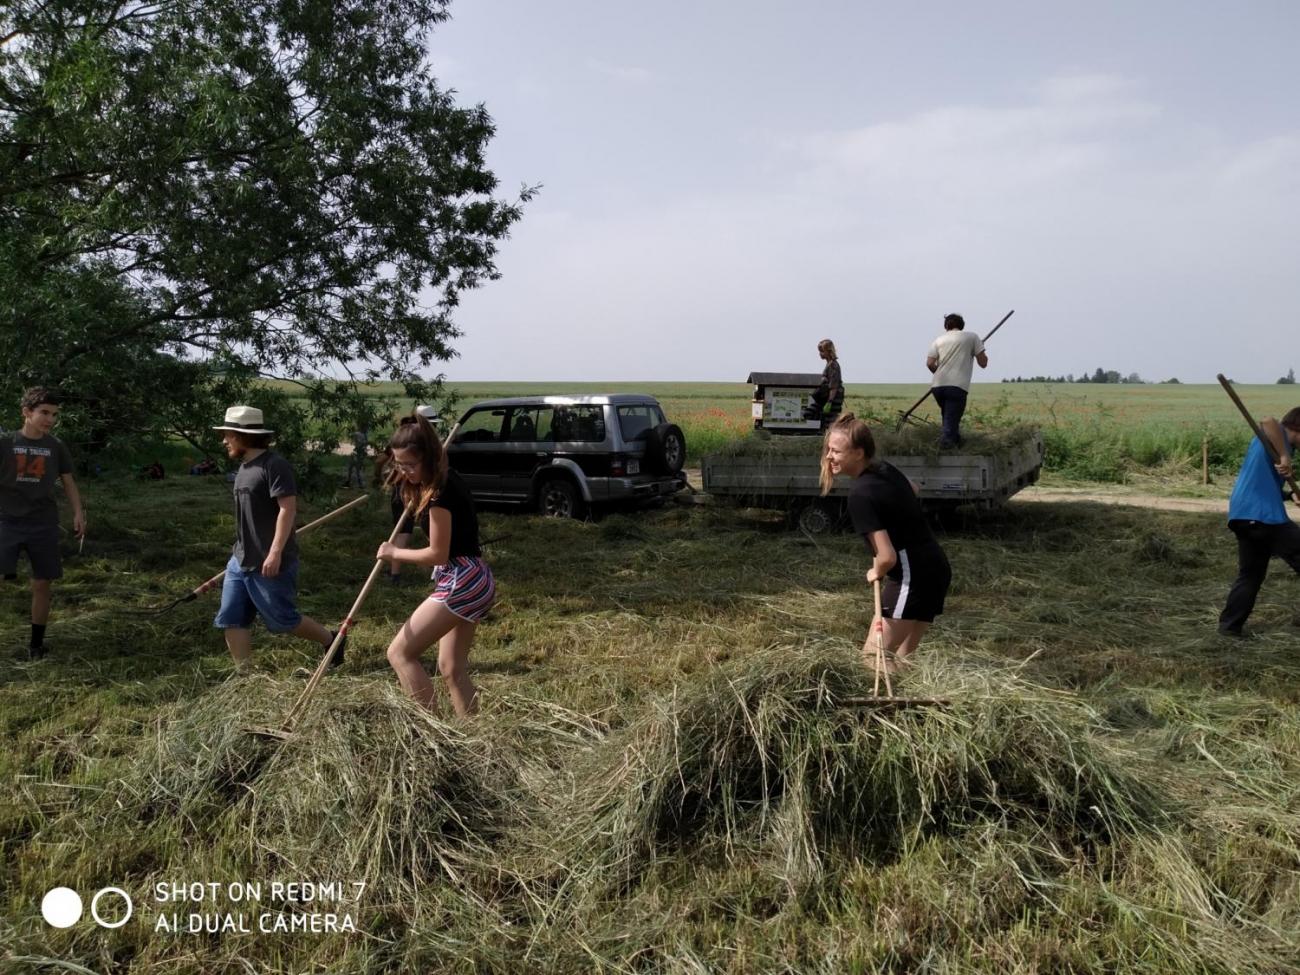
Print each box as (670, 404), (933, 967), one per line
(2, 467), (1299, 972)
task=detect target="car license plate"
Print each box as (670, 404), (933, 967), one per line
(627, 459), (640, 474)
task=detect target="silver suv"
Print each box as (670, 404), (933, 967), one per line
(445, 394), (687, 518)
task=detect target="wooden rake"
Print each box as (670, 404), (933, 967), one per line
(1217, 374), (1300, 498)
(247, 498), (417, 741)
(836, 579), (950, 710)
(131, 494), (371, 616)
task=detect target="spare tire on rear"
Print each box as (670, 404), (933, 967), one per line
(644, 423), (686, 475)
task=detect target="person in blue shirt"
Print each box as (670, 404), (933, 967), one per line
(1219, 409), (1300, 637)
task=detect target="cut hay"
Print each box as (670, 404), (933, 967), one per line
(13, 676), (528, 971)
(530, 647), (1168, 901)
(125, 675), (519, 888)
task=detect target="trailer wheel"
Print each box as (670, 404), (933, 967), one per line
(645, 423), (686, 475)
(794, 499), (839, 535)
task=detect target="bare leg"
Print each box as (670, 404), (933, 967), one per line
(224, 627), (254, 669)
(862, 617), (931, 676)
(386, 598), (464, 712)
(437, 620), (480, 717)
(884, 619), (931, 664)
(31, 578), (52, 625)
(291, 616), (333, 646)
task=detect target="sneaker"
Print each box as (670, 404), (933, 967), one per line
(15, 643), (48, 661)
(327, 630), (348, 670)
(1217, 627), (1256, 640)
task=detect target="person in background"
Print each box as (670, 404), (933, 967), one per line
(926, 313), (988, 448)
(821, 413), (951, 676)
(809, 339), (844, 427)
(344, 422), (369, 488)
(210, 405), (344, 674)
(378, 410), (494, 717)
(1218, 409), (1300, 638)
(0, 387), (85, 660)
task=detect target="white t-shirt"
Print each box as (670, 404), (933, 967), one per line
(927, 330), (985, 391)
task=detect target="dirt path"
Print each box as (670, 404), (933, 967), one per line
(1013, 486), (1231, 515)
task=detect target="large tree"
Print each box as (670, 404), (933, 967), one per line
(1, 0), (527, 462)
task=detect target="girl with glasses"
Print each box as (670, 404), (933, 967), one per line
(377, 411), (495, 716)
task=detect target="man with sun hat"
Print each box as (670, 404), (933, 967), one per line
(211, 405), (344, 673)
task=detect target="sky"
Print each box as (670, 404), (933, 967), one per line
(424, 1), (1300, 384)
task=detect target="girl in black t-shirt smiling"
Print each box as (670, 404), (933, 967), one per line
(821, 414), (951, 675)
(377, 413), (495, 717)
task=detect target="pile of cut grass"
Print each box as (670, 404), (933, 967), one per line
(10, 676), (525, 972)
(528, 648), (1165, 903)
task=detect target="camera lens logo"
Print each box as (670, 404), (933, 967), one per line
(41, 887), (133, 929)
(40, 888), (82, 928)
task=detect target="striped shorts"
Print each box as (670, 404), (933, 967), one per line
(430, 556), (496, 622)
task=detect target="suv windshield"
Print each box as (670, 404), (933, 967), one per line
(616, 404), (665, 441)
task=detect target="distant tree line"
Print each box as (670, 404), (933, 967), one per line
(1002, 369), (1182, 385)
(1004, 367), (1299, 385)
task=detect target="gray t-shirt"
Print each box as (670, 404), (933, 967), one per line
(232, 451), (299, 571)
(0, 433), (75, 524)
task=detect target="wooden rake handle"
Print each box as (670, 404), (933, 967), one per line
(871, 578), (894, 698)
(1216, 374), (1300, 499)
(279, 497), (417, 733)
(191, 493), (372, 600)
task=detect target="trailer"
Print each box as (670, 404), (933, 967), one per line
(701, 428), (1044, 533)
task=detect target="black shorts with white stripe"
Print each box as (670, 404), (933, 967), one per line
(880, 544), (951, 623)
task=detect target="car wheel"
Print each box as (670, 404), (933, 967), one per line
(646, 423), (687, 475)
(538, 477), (582, 519)
(795, 499), (839, 535)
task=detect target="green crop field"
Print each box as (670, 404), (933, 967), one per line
(3, 465), (1299, 972)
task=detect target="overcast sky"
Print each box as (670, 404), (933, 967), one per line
(426, 1), (1299, 384)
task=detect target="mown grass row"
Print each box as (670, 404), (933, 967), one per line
(2, 477), (1299, 972)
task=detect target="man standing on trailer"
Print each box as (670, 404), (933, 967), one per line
(1, 387), (85, 659)
(212, 405), (345, 673)
(1218, 409), (1300, 638)
(926, 313), (988, 448)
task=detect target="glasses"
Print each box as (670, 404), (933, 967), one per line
(391, 460), (420, 473)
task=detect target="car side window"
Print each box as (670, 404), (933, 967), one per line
(452, 408), (507, 444)
(617, 405), (658, 441)
(552, 405), (606, 442)
(505, 406), (553, 442)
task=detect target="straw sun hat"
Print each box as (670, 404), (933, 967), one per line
(212, 405), (275, 435)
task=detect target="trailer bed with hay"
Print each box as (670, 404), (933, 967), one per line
(702, 424), (1044, 532)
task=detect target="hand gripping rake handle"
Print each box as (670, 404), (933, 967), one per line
(1217, 374), (1300, 499)
(277, 498), (417, 735)
(137, 494), (370, 616)
(897, 309), (1015, 430)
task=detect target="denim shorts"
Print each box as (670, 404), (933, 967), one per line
(213, 555), (302, 633)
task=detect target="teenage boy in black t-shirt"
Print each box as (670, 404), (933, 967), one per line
(1, 387), (86, 659)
